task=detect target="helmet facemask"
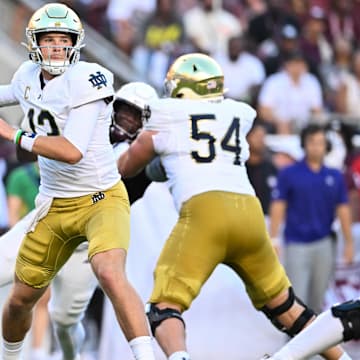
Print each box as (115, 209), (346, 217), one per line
(111, 101), (144, 143)
(110, 82), (157, 144)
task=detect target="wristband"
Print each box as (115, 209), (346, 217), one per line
(13, 129), (23, 145)
(19, 131), (38, 152)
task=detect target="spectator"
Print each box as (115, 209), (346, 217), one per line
(247, 0), (299, 56)
(246, 121), (278, 216)
(263, 23), (300, 76)
(299, 5), (333, 80)
(132, 0), (186, 89)
(334, 50), (360, 118)
(215, 35), (265, 105)
(183, 0), (242, 55)
(321, 37), (353, 110)
(268, 124), (354, 313)
(325, 0), (360, 48)
(106, 0), (156, 55)
(6, 161), (39, 227)
(257, 50), (323, 134)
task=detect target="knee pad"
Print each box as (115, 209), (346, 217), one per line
(332, 299), (360, 341)
(261, 287), (316, 337)
(145, 303), (185, 336)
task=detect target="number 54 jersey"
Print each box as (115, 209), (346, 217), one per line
(144, 97), (257, 211)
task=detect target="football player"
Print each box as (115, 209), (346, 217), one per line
(0, 3), (155, 360)
(0, 81), (159, 360)
(117, 53), (350, 360)
(262, 299), (360, 359)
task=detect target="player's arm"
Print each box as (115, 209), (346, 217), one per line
(268, 199), (287, 250)
(0, 119), (82, 164)
(0, 100), (103, 164)
(0, 85), (18, 107)
(118, 130), (157, 178)
(336, 203), (354, 264)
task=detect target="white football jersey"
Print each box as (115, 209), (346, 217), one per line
(144, 97), (256, 210)
(9, 61), (119, 197)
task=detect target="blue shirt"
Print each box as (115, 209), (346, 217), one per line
(272, 159), (348, 244)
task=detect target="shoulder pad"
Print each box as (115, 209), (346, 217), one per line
(67, 62), (114, 108)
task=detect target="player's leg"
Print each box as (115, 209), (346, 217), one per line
(0, 211), (52, 360)
(228, 195), (348, 360)
(146, 192), (233, 360)
(86, 181), (155, 360)
(30, 287), (51, 360)
(0, 210), (36, 287)
(262, 300), (360, 360)
(2, 200), (83, 360)
(2, 279), (49, 360)
(49, 243), (98, 360)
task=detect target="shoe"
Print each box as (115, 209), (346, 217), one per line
(260, 355), (273, 360)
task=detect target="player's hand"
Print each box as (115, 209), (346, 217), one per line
(0, 118), (16, 142)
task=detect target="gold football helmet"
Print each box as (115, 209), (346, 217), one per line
(164, 53), (224, 99)
(25, 3), (84, 75)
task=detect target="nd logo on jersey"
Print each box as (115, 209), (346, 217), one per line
(88, 71), (107, 90)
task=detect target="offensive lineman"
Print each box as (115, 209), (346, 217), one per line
(0, 3), (155, 360)
(262, 299), (360, 359)
(117, 53), (350, 360)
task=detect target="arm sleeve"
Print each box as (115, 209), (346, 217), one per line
(63, 100), (106, 155)
(0, 85), (18, 106)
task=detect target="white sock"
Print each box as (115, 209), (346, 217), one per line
(29, 348), (47, 360)
(339, 353), (352, 360)
(2, 339), (24, 360)
(168, 351), (191, 360)
(129, 336), (156, 360)
(54, 322), (85, 360)
(273, 309), (344, 360)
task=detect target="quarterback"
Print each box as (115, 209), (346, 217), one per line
(0, 80), (159, 360)
(0, 3), (155, 360)
(118, 53), (350, 360)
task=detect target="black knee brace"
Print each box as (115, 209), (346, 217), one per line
(145, 303), (186, 336)
(331, 299), (360, 341)
(261, 287), (316, 337)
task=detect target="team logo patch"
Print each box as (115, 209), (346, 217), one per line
(88, 71), (107, 89)
(91, 191), (105, 204)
